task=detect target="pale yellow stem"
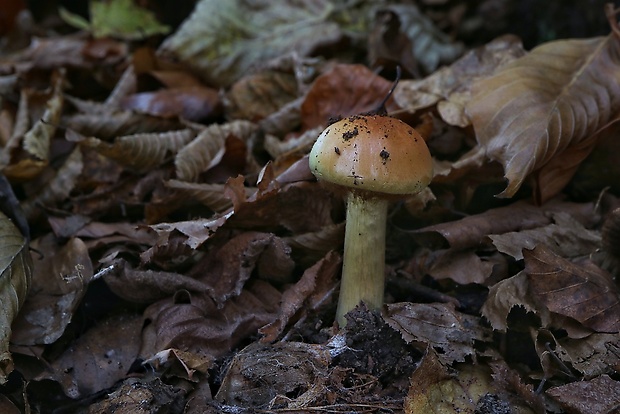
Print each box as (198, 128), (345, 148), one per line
(336, 192), (388, 327)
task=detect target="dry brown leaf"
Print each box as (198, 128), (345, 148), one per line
(525, 245), (620, 333)
(174, 120), (257, 182)
(120, 86), (221, 122)
(547, 375), (620, 414)
(2, 71), (63, 180)
(73, 128), (196, 173)
(467, 8), (620, 201)
(35, 313), (142, 399)
(394, 34), (525, 126)
(412, 199), (597, 251)
(384, 302), (490, 364)
(533, 329), (620, 379)
(86, 378), (184, 413)
(225, 71), (299, 122)
(140, 281), (280, 361)
(423, 248), (496, 285)
(369, 4), (464, 76)
(20, 146), (83, 220)
(480, 271), (542, 332)
(164, 179), (247, 213)
(11, 235), (93, 346)
(300, 64), (396, 130)
(188, 232), (288, 305)
(489, 211), (601, 261)
(0, 209), (32, 384)
(102, 259), (210, 303)
(259, 251), (341, 342)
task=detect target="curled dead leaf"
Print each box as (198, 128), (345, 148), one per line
(467, 9), (620, 202)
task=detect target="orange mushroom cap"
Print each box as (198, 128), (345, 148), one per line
(309, 114), (433, 195)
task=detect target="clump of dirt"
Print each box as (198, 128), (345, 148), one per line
(336, 306), (423, 395)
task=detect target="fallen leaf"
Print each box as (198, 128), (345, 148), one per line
(384, 302), (490, 364)
(215, 342), (330, 408)
(533, 329), (620, 379)
(525, 245), (620, 333)
(174, 120), (257, 182)
(60, 0), (170, 40)
(0, 210), (32, 383)
(300, 63), (396, 130)
(489, 211), (601, 261)
(404, 347), (510, 414)
(11, 235), (93, 345)
(226, 71), (299, 122)
(159, 0), (352, 86)
(86, 378), (184, 413)
(547, 375), (620, 414)
(73, 128), (196, 173)
(394, 35), (525, 126)
(466, 9), (620, 201)
(259, 251), (341, 342)
(140, 281), (280, 361)
(120, 86), (221, 122)
(35, 313), (143, 399)
(369, 4), (464, 76)
(412, 199), (597, 250)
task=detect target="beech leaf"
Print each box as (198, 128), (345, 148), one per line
(466, 9), (620, 201)
(0, 211), (33, 383)
(524, 245), (620, 333)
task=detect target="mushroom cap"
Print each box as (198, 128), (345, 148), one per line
(309, 115), (433, 195)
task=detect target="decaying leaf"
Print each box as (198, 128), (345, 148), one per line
(259, 251), (341, 342)
(533, 329), (620, 379)
(215, 342), (330, 408)
(467, 8), (620, 201)
(369, 4), (464, 76)
(394, 35), (525, 127)
(34, 313), (143, 399)
(0, 210), (32, 384)
(140, 281), (280, 362)
(159, 0), (357, 86)
(412, 198), (597, 251)
(404, 347), (522, 414)
(20, 146), (83, 220)
(174, 120), (257, 182)
(547, 375), (620, 414)
(74, 128), (196, 173)
(524, 245), (620, 333)
(489, 211), (601, 261)
(300, 64), (396, 130)
(384, 302), (490, 364)
(2, 71), (63, 180)
(11, 235), (93, 346)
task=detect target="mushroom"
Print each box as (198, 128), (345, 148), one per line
(309, 114), (433, 326)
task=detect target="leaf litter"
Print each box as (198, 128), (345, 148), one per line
(1, 0), (620, 412)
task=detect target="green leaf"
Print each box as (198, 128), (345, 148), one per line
(61, 0), (170, 40)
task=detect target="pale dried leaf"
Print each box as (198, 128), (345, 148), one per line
(11, 236), (93, 345)
(489, 211), (601, 261)
(77, 129), (196, 172)
(0, 211), (32, 384)
(175, 120), (258, 182)
(159, 0), (345, 86)
(547, 375), (620, 414)
(21, 146), (83, 220)
(394, 35), (525, 126)
(467, 17), (620, 200)
(372, 4), (464, 75)
(384, 302), (490, 364)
